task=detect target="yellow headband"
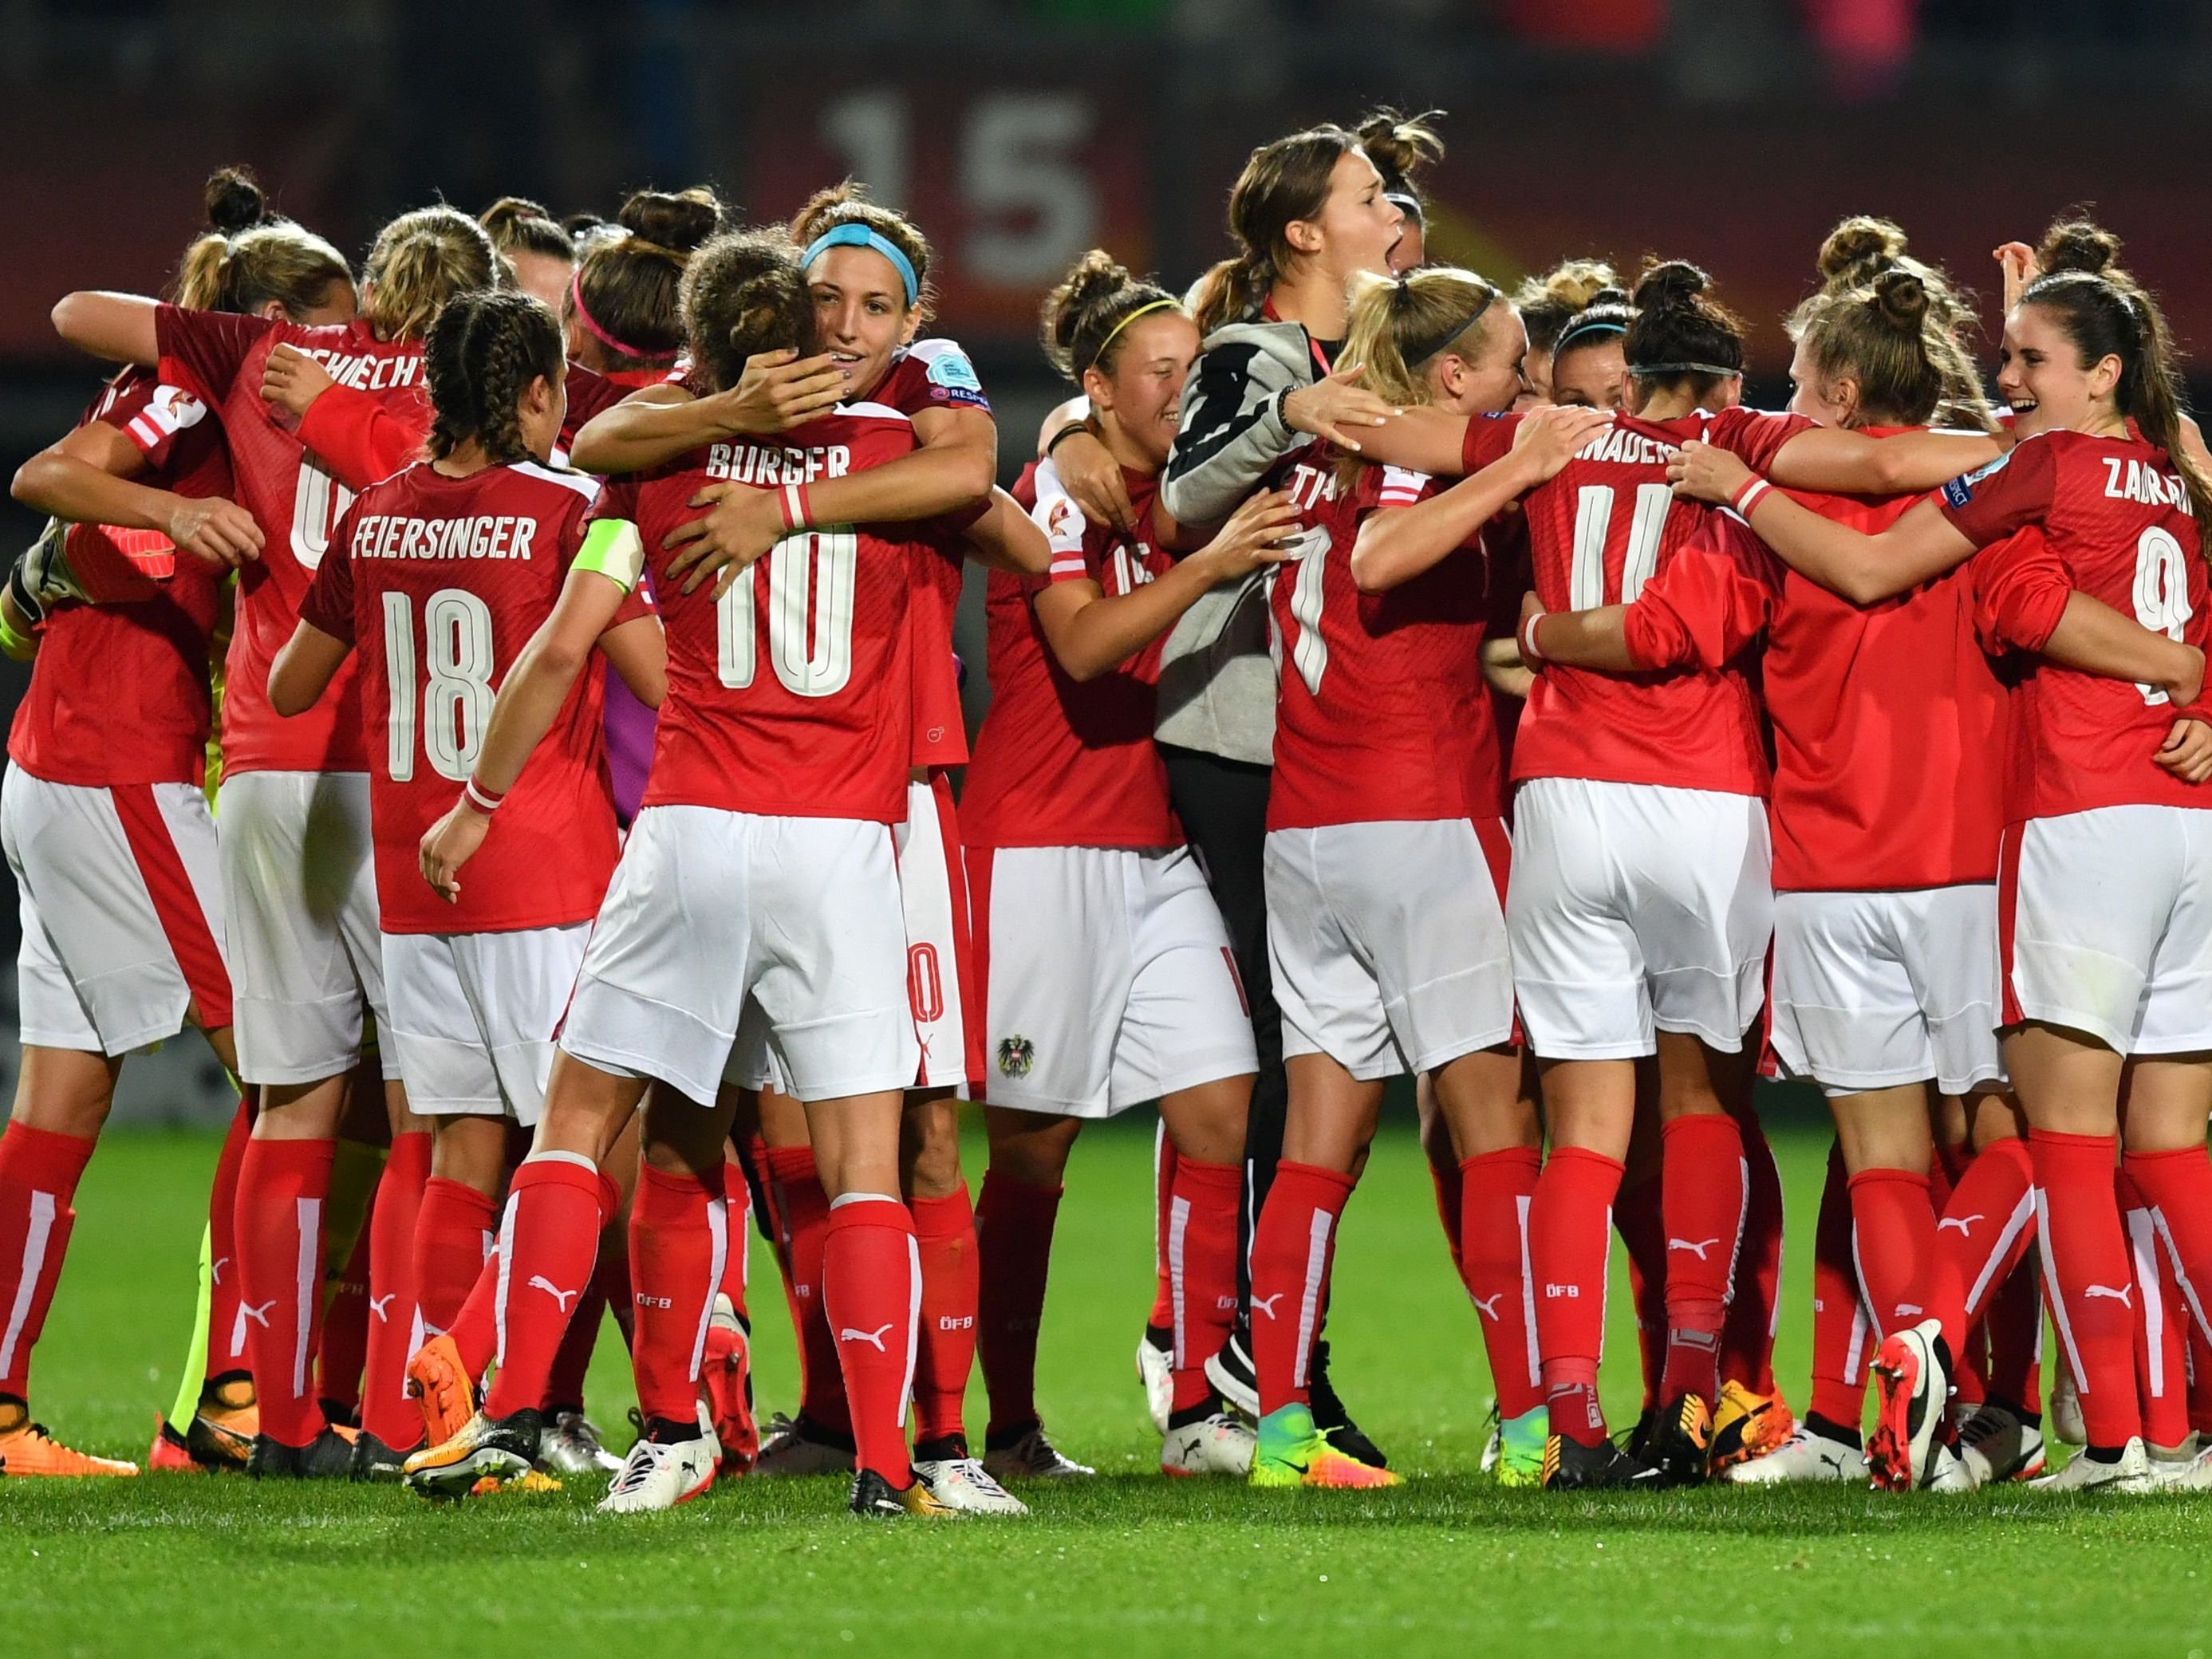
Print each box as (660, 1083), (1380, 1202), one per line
(1088, 298), (1181, 372)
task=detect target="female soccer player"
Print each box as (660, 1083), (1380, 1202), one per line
(1356, 259), (2002, 1488)
(1243, 266), (1607, 1489)
(52, 203), (499, 1476)
(1511, 260), (1619, 408)
(1670, 234), (2212, 1495)
(0, 171), (351, 1477)
(479, 197), (574, 317)
(960, 253), (1296, 1482)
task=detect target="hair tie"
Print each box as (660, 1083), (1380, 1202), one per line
(801, 223), (919, 307)
(570, 267), (654, 360)
(1084, 298), (1180, 374)
(1630, 359), (1742, 378)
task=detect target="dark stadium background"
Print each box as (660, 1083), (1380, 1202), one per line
(4, 0), (2209, 1121)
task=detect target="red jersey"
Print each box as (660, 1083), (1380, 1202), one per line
(298, 459), (644, 935)
(558, 362), (678, 453)
(157, 306), (432, 775)
(8, 372), (230, 787)
(1949, 430), (2210, 822)
(1464, 406), (1805, 795)
(1618, 459), (2007, 890)
(960, 462), (1180, 849)
(1266, 456), (1494, 831)
(587, 409), (926, 822)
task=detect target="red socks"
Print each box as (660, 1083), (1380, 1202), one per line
(1920, 1135), (2036, 1358)
(1457, 1147), (1541, 1421)
(2119, 1167), (2190, 1449)
(1149, 1126), (1177, 1330)
(484, 1154), (605, 1421)
(2029, 1129), (2139, 1449)
(1720, 1107), (1784, 1395)
(720, 1149), (752, 1326)
(235, 1136), (337, 1447)
(203, 1097), (252, 1382)
(1430, 1149), (1465, 1265)
(1531, 1145), (1624, 1445)
(1164, 1155), (1240, 1416)
(1612, 1173), (1667, 1413)
(1658, 1113), (1745, 1409)
(976, 1169), (1063, 1436)
(822, 1195), (919, 1483)
(2121, 1147), (2212, 1350)
(415, 1176), (497, 1334)
(1846, 1167), (1937, 1340)
(361, 1129), (428, 1449)
(317, 1221), (369, 1422)
(1248, 1161), (1355, 1418)
(909, 1185), (979, 1446)
(0, 1122), (97, 1404)
(1808, 1142), (1871, 1432)
(763, 1144), (847, 1435)
(628, 1161), (729, 1425)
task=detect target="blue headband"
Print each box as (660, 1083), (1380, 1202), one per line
(801, 223), (919, 307)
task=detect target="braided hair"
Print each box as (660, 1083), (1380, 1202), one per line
(422, 290), (565, 466)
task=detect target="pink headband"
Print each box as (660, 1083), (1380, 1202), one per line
(570, 266), (653, 360)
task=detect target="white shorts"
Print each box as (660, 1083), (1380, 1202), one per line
(1769, 885), (2003, 1097)
(217, 770), (396, 1086)
(1508, 777), (1771, 1060)
(1265, 818), (1516, 1081)
(2001, 806), (2212, 1055)
(897, 773), (980, 1091)
(966, 843), (1256, 1119)
(381, 923), (591, 1125)
(2, 766), (231, 1055)
(562, 805), (918, 1106)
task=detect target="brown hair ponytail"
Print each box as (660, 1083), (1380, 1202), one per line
(571, 187), (724, 368)
(1623, 259), (1745, 404)
(1039, 250), (1179, 383)
(363, 206), (500, 342)
(422, 289), (565, 466)
(680, 229), (816, 395)
(172, 167), (352, 321)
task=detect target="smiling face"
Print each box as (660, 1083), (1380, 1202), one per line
(1294, 148), (1406, 294)
(1085, 309), (1200, 471)
(1997, 301), (2121, 438)
(1551, 336), (1629, 412)
(1428, 307), (1528, 417)
(808, 242), (917, 402)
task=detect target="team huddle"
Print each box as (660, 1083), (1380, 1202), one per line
(3, 101), (2210, 1514)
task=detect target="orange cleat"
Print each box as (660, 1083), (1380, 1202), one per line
(1707, 1381), (1796, 1476)
(405, 1333), (475, 1448)
(147, 1415), (203, 1474)
(182, 1377), (258, 1470)
(0, 1417), (139, 1477)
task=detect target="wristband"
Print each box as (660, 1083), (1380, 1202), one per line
(1274, 384), (1297, 431)
(463, 778), (506, 814)
(779, 482), (813, 534)
(1044, 422), (1091, 459)
(1518, 609), (1547, 664)
(1729, 475), (1772, 517)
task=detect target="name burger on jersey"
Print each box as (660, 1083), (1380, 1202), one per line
(702, 439), (854, 484)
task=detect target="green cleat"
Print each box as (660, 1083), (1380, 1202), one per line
(1492, 1406), (1547, 1488)
(1250, 1404), (1398, 1490)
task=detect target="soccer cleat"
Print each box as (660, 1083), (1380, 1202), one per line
(404, 1333), (475, 1449)
(1487, 1406), (1547, 1488)
(148, 1417), (200, 1474)
(347, 1428), (415, 1483)
(1723, 1421), (1867, 1485)
(1956, 1403), (2047, 1486)
(1249, 1404), (1398, 1490)
(173, 1377), (258, 1471)
(2031, 1436), (2156, 1493)
(982, 1424), (1095, 1481)
(1643, 1393), (1713, 1487)
(1137, 1325), (1174, 1435)
(597, 1406), (718, 1514)
(1924, 1440), (1976, 1493)
(1161, 1411), (1256, 1478)
(702, 1294), (759, 1474)
(1868, 1318), (1952, 1492)
(1307, 1340), (1387, 1469)
(538, 1410), (622, 1477)
(1204, 1318), (1260, 1419)
(752, 1412), (857, 1478)
(402, 1408), (542, 1499)
(2049, 1351), (2086, 1447)
(1707, 1381), (1796, 1474)
(0, 1419), (138, 1477)
(1541, 1432), (1660, 1491)
(2151, 1444), (2212, 1491)
(849, 1467), (959, 1519)
(914, 1456), (1030, 1515)
(246, 1425), (356, 1480)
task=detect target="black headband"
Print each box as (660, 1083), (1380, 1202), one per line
(1402, 278), (1497, 367)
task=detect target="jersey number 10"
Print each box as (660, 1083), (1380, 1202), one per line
(716, 529), (860, 697)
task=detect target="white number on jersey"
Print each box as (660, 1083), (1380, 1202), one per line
(2132, 524), (2194, 705)
(715, 528), (861, 697)
(1569, 482), (1674, 608)
(291, 454), (358, 573)
(1285, 525), (1334, 696)
(382, 588), (497, 782)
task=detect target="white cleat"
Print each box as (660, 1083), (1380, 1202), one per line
(1956, 1403), (2046, 1486)
(598, 1405), (718, 1513)
(1721, 1422), (1868, 1485)
(1868, 1318), (1952, 1491)
(2049, 1354), (2086, 1447)
(1137, 1327), (1174, 1436)
(2031, 1436), (2156, 1493)
(981, 1425), (1095, 1481)
(752, 1412), (857, 1478)
(913, 1456), (1030, 1515)
(1924, 1442), (1976, 1493)
(2151, 1444), (2212, 1491)
(538, 1410), (623, 1476)
(1161, 1411), (1255, 1477)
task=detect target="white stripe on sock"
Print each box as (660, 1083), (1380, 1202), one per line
(493, 1194), (518, 1370)
(687, 1196), (729, 1385)
(2127, 1205), (2167, 1400)
(897, 1233), (921, 1432)
(2151, 1207), (2212, 1351)
(0, 1191), (57, 1378)
(1515, 1193), (1540, 1389)
(291, 1197), (321, 1401)
(2033, 1185), (2089, 1397)
(1167, 1195), (1192, 1369)
(1291, 1208), (1334, 1393)
(1965, 1189), (2036, 1318)
(1843, 1298), (1871, 1388)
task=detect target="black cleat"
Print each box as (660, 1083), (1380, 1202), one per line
(1204, 1316), (1260, 1418)
(849, 1466), (956, 1519)
(1644, 1393), (1713, 1488)
(247, 1426), (357, 1480)
(1543, 1432), (1662, 1491)
(402, 1408), (542, 1500)
(1307, 1340), (1387, 1470)
(347, 1428), (416, 1483)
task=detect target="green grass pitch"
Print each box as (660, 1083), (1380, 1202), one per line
(4, 1110), (2210, 1659)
